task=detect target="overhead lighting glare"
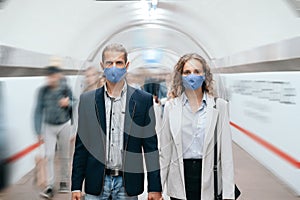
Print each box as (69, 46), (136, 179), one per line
(139, 0), (158, 19)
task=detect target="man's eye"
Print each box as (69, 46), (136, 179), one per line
(116, 61), (124, 65)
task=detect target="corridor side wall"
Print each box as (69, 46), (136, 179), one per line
(219, 72), (300, 196)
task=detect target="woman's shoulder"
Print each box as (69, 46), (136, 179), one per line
(206, 94), (228, 105)
(211, 96), (229, 115)
(165, 96), (182, 108)
(216, 97), (228, 106)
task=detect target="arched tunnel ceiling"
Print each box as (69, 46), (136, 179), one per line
(0, 0), (299, 72)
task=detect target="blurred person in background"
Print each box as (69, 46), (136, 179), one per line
(0, 82), (8, 191)
(152, 93), (163, 133)
(159, 53), (235, 200)
(34, 66), (74, 199)
(83, 66), (102, 92)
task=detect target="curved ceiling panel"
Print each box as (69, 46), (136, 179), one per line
(86, 22), (212, 75)
(0, 0), (299, 68)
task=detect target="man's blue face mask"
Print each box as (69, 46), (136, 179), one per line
(104, 66), (127, 83)
(182, 74), (205, 90)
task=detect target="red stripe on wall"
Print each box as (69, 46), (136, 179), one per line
(4, 122), (300, 170)
(230, 121), (300, 169)
(4, 141), (43, 164)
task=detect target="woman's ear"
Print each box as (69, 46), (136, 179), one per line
(125, 61), (130, 70)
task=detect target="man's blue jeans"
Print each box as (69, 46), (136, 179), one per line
(85, 175), (138, 200)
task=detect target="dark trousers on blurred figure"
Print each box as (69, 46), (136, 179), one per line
(170, 159), (202, 200)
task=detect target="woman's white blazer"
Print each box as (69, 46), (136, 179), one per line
(159, 95), (235, 200)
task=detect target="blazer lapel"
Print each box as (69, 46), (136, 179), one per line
(95, 87), (106, 135)
(169, 98), (183, 154)
(77, 87), (106, 161)
(123, 86), (136, 149)
(203, 96), (219, 156)
(169, 97), (185, 183)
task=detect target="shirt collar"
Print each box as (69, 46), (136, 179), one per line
(182, 92), (207, 107)
(104, 81), (127, 99)
(182, 92), (188, 106)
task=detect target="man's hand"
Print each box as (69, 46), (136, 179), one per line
(148, 192), (163, 200)
(72, 191), (81, 200)
(59, 97), (70, 108)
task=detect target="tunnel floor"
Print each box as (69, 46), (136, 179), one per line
(0, 143), (299, 200)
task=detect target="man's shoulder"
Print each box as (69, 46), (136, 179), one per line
(80, 89), (98, 101)
(38, 85), (50, 96)
(128, 86), (152, 99)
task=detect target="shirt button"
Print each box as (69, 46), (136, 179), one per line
(112, 128), (114, 131)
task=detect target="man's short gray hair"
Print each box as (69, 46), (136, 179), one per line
(102, 43), (128, 63)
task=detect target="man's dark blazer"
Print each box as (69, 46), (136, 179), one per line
(71, 85), (162, 196)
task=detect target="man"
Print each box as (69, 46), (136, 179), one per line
(71, 43), (163, 200)
(34, 66), (73, 198)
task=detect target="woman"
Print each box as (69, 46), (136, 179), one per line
(159, 53), (235, 200)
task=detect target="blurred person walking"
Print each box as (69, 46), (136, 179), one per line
(83, 66), (103, 92)
(0, 82), (8, 191)
(159, 53), (236, 200)
(34, 66), (73, 199)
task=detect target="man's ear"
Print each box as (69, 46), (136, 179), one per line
(100, 62), (104, 70)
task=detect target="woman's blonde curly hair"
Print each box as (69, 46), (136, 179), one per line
(169, 53), (214, 98)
